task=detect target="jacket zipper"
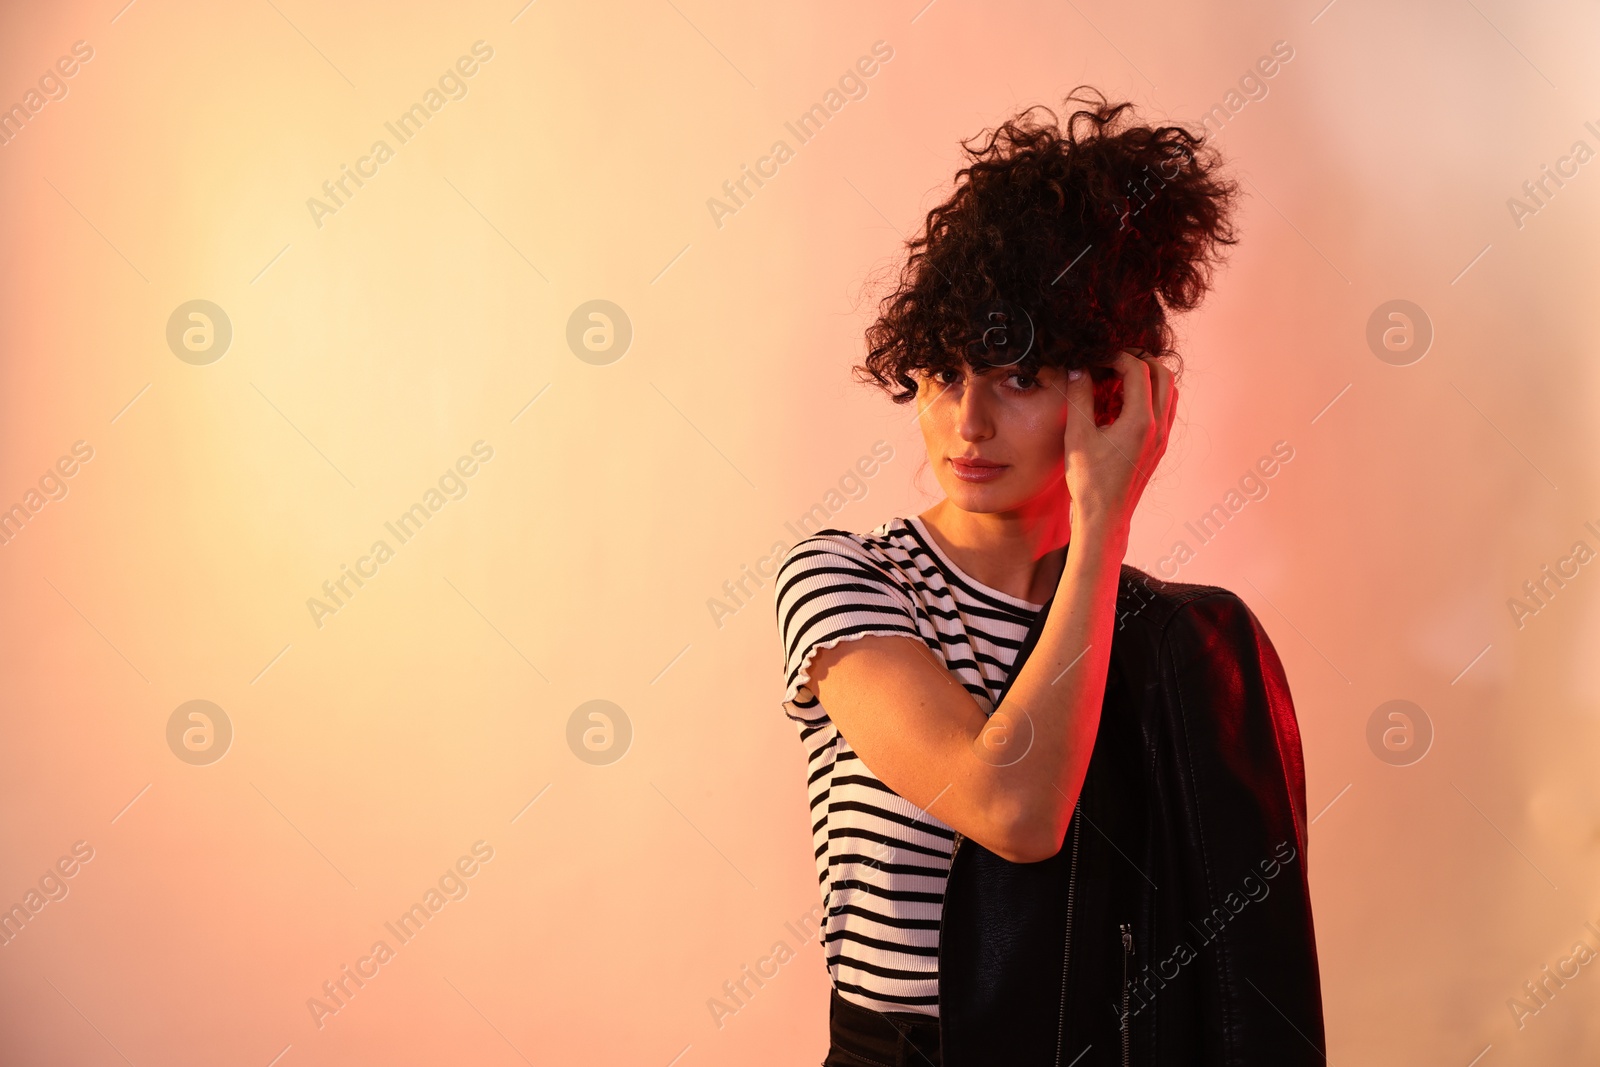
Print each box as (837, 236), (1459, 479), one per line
(1052, 807), (1082, 1067)
(1119, 921), (1135, 1067)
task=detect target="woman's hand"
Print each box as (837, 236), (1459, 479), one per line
(1061, 349), (1177, 544)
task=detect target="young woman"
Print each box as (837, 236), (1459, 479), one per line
(774, 91), (1324, 1066)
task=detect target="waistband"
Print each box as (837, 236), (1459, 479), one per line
(826, 988), (942, 1067)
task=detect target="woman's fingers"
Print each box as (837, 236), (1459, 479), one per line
(1114, 349), (1154, 425)
(1139, 352), (1171, 447)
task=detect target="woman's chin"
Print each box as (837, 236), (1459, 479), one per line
(940, 478), (1026, 515)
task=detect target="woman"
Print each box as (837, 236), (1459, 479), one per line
(774, 91), (1324, 1066)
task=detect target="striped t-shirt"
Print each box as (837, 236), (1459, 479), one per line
(773, 514), (1044, 1016)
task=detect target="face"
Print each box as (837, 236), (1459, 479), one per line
(915, 363), (1071, 514)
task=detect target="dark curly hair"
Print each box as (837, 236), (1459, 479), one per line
(856, 87), (1239, 403)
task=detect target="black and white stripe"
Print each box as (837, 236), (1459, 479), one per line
(774, 515), (1044, 1016)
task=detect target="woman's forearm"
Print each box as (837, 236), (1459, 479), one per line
(975, 518), (1127, 861)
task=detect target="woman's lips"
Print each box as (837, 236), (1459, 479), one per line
(950, 457), (1008, 483)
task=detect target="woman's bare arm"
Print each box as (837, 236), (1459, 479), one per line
(805, 526), (1125, 863)
(805, 351), (1174, 864)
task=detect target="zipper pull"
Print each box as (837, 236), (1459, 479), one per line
(1120, 923), (1133, 956)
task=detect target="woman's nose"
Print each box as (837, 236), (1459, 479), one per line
(955, 378), (994, 442)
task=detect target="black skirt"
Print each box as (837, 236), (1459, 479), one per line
(824, 988), (942, 1067)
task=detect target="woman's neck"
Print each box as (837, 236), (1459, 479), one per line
(917, 493), (1072, 604)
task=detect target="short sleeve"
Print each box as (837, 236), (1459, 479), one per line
(773, 534), (922, 724)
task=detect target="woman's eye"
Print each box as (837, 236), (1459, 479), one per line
(1007, 373), (1038, 390)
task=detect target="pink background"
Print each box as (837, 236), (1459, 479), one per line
(2, 0), (1597, 1063)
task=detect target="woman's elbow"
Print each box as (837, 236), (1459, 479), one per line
(986, 802), (1071, 864)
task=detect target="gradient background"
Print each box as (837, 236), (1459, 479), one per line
(2, 0), (1597, 1063)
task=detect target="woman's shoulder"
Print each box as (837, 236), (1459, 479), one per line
(773, 518), (922, 614)
(776, 517), (916, 574)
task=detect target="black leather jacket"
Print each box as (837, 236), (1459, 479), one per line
(937, 567), (1326, 1066)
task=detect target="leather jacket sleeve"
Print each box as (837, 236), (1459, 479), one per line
(937, 576), (1326, 1066)
(1156, 589), (1325, 1062)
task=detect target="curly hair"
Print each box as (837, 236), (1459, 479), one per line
(856, 87), (1239, 403)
